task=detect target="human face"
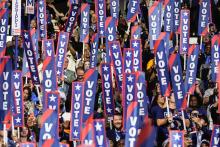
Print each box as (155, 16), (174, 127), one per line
(84, 49), (90, 59)
(157, 94), (165, 105)
(84, 61), (90, 71)
(76, 69), (84, 81)
(30, 19), (36, 29)
(63, 58), (69, 69)
(23, 89), (29, 100)
(91, 14), (97, 24)
(113, 115), (122, 130)
(205, 45), (211, 55)
(20, 127), (29, 137)
(190, 96), (198, 107)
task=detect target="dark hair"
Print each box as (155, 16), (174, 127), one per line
(189, 94), (202, 108)
(76, 66), (84, 72)
(114, 111), (122, 117)
(151, 93), (161, 108)
(23, 86), (32, 101)
(199, 115), (209, 125)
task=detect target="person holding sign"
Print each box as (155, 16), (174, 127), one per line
(150, 93), (173, 146)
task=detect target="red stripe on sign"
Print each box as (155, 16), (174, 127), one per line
(164, 0), (170, 8)
(201, 27), (208, 36)
(0, 57), (8, 75)
(0, 60), (5, 75)
(84, 34), (89, 43)
(42, 139), (54, 147)
(168, 54), (176, 71)
(0, 48), (6, 57)
(212, 35), (219, 47)
(85, 115), (94, 124)
(30, 28), (36, 36)
(81, 123), (92, 140)
(81, 3), (88, 13)
(84, 68), (95, 81)
(158, 32), (166, 40)
(129, 13), (137, 22)
(154, 39), (162, 54)
(105, 17), (112, 30)
(0, 2), (6, 9)
(149, 1), (159, 16)
(91, 33), (97, 43)
(164, 84), (171, 97)
(136, 116), (153, 146)
(131, 26), (138, 36)
(188, 45), (196, 56)
(126, 102), (138, 121)
(3, 111), (12, 130)
(42, 57), (52, 72)
(40, 109), (53, 127)
(0, 9), (6, 19)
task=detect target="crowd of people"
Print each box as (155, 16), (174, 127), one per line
(0, 0), (220, 146)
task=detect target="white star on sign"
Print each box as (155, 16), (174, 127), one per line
(13, 72), (19, 79)
(112, 44), (118, 50)
(75, 84), (81, 90)
(41, 33), (45, 37)
(24, 33), (29, 39)
(127, 75), (133, 82)
(103, 65), (109, 71)
(183, 46), (187, 51)
(73, 130), (78, 136)
(95, 122), (102, 131)
(33, 76), (38, 81)
(126, 51), (132, 57)
(100, 30), (104, 35)
(39, 1), (43, 5)
(15, 117), (21, 123)
(73, 6), (78, 9)
(132, 41), (139, 47)
(107, 107), (112, 113)
(46, 41), (51, 47)
(61, 34), (66, 39)
(173, 133), (181, 140)
(57, 70), (61, 75)
(49, 94), (56, 102)
(183, 12), (188, 16)
(216, 128), (220, 134)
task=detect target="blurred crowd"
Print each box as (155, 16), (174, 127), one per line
(0, 0), (220, 147)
